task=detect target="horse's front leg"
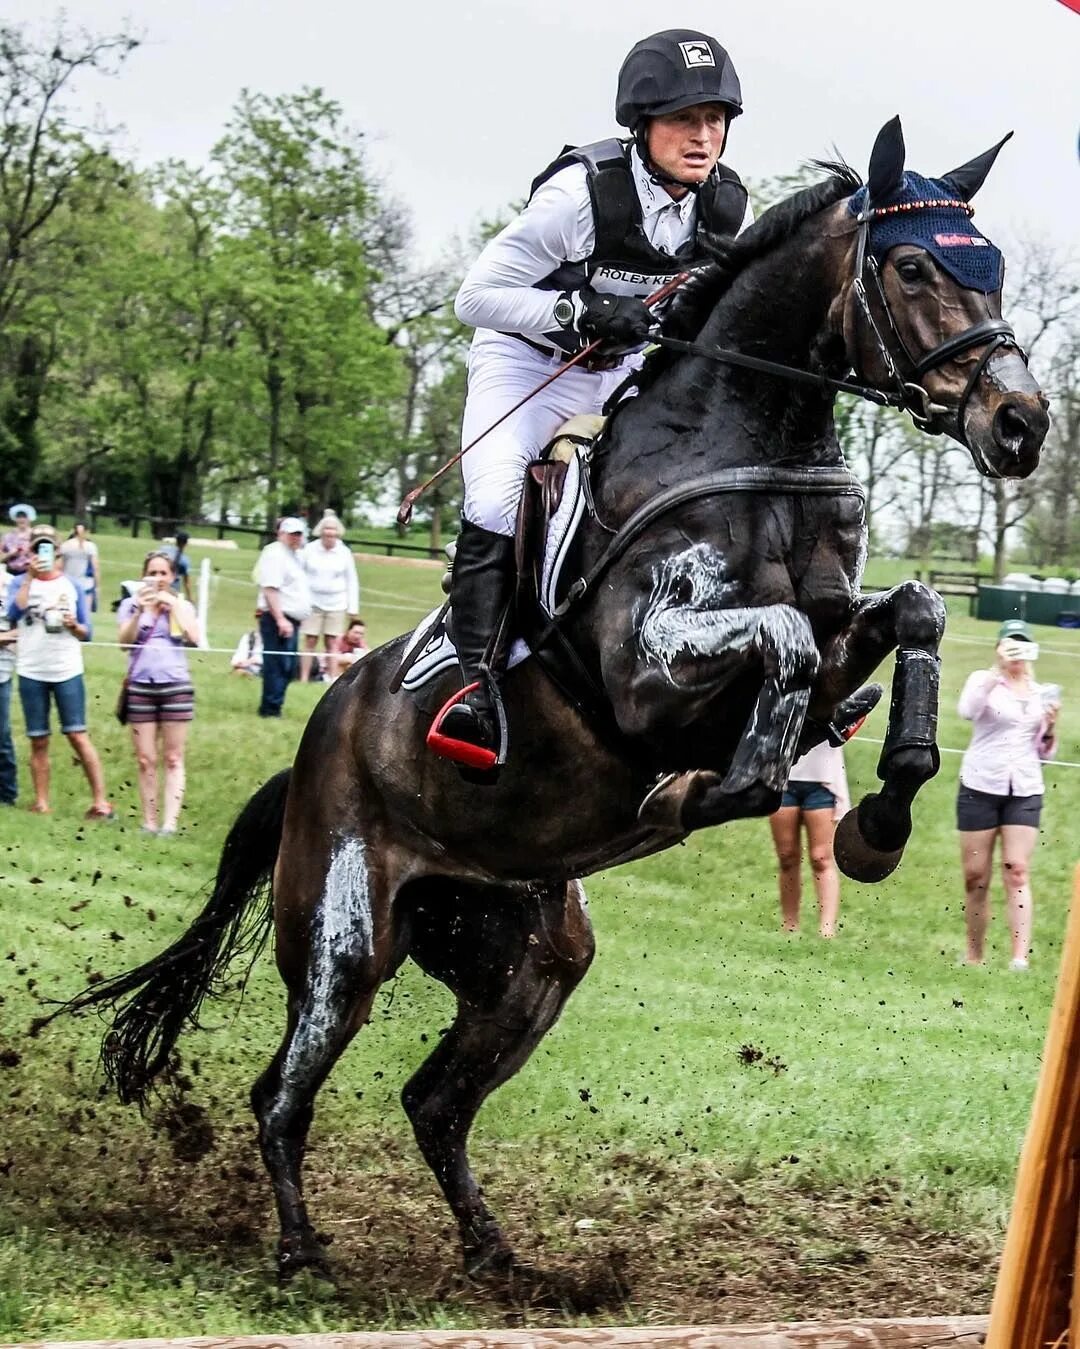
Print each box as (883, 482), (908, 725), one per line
(810, 579), (946, 882)
(631, 599), (821, 832)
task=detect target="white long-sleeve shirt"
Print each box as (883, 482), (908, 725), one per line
(301, 540), (360, 614)
(958, 669), (1058, 796)
(455, 145), (753, 344)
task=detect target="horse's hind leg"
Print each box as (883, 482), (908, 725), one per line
(809, 580), (946, 881)
(252, 831), (403, 1280)
(401, 878), (594, 1280)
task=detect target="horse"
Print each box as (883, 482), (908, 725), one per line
(63, 119), (1048, 1287)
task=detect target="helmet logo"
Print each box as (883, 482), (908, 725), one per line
(678, 39), (715, 68)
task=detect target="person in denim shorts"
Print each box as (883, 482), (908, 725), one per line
(768, 742), (849, 938)
(958, 620), (1060, 970)
(117, 550), (201, 835)
(7, 525), (113, 818)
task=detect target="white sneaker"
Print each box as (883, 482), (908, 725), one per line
(1009, 958), (1030, 972)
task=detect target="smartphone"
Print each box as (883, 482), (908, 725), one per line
(36, 540), (55, 569)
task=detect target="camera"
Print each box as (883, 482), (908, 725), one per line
(43, 608), (64, 633)
(34, 540), (55, 569)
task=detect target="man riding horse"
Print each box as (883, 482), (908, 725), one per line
(434, 28), (752, 775)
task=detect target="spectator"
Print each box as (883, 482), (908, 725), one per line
(117, 551), (201, 835)
(0, 562), (16, 805)
(59, 520), (101, 612)
(768, 742), (849, 938)
(231, 628), (264, 676)
(299, 511), (360, 682)
(1, 503), (36, 576)
(331, 617), (370, 678)
(958, 619), (1060, 971)
(160, 530), (193, 600)
(7, 525), (113, 819)
(255, 517), (312, 718)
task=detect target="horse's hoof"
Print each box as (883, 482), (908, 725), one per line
(277, 1233), (334, 1285)
(464, 1239), (518, 1283)
(834, 807), (904, 883)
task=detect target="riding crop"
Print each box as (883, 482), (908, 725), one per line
(395, 272), (690, 526)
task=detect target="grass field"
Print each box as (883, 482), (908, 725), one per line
(0, 531), (1078, 1338)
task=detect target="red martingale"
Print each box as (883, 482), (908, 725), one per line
(426, 683), (499, 771)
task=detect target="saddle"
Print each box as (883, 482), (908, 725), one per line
(392, 414), (605, 700)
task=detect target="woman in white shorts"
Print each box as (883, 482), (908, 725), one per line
(299, 511), (360, 682)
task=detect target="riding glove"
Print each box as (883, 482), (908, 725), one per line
(576, 287), (656, 347)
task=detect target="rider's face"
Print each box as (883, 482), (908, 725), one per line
(646, 104), (727, 193)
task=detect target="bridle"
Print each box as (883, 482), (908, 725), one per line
(654, 193), (1025, 442)
(849, 195), (1021, 438)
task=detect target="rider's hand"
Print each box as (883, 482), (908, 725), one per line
(576, 288), (655, 348)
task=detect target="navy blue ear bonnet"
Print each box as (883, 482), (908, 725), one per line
(849, 171), (1004, 293)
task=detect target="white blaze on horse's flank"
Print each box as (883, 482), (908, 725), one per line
(641, 542), (815, 682)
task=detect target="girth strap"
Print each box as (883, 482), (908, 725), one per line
(552, 465), (865, 619)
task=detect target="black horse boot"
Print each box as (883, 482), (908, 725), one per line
(427, 521), (516, 782)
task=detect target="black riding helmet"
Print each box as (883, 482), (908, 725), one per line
(615, 29), (743, 132)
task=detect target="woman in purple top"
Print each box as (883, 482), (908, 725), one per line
(957, 619), (1061, 971)
(117, 551), (201, 835)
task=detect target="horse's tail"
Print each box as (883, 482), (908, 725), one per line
(61, 768), (291, 1107)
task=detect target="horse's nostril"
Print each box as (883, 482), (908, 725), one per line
(992, 401), (1045, 456)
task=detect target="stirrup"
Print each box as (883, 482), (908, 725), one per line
(427, 681), (508, 773)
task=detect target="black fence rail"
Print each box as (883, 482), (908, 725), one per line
(36, 506), (444, 560)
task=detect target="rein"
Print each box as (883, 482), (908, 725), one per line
(652, 193), (1023, 437)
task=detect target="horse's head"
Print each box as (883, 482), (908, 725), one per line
(838, 117), (1049, 478)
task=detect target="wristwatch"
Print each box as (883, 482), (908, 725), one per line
(552, 292), (576, 330)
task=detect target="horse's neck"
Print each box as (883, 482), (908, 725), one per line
(600, 230), (847, 506)
(682, 234), (844, 451)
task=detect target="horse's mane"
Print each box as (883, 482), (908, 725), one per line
(703, 159), (863, 293)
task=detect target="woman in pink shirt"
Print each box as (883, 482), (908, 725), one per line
(957, 620), (1060, 970)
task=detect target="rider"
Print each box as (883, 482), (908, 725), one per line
(432, 28), (752, 777)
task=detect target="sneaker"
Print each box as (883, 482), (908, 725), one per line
(1009, 957), (1030, 972)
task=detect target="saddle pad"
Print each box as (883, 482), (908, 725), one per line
(396, 444), (589, 693)
(399, 606), (531, 693)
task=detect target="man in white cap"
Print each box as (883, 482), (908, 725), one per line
(254, 517), (312, 717)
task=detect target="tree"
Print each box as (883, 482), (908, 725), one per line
(0, 17), (138, 496)
(209, 89), (403, 530)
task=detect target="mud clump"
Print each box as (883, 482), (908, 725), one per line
(157, 1100), (216, 1164)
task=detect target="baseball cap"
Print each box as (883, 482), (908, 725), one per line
(29, 525), (58, 548)
(998, 619), (1033, 642)
(278, 516), (307, 535)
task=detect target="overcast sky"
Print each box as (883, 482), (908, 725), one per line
(6, 0), (1079, 266)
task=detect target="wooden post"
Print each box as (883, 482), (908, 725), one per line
(987, 862), (1080, 1346)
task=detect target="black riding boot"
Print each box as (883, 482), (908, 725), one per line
(428, 521), (517, 779)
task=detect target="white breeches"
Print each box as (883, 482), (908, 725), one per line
(460, 333), (637, 537)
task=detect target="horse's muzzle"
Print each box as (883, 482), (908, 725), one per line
(988, 394), (1050, 477)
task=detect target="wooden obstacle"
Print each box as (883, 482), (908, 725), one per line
(7, 1317), (989, 1349)
(986, 860), (1080, 1346)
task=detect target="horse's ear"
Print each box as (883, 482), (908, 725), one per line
(867, 116), (906, 204)
(940, 132), (1014, 201)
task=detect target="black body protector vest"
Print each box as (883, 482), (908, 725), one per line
(527, 137), (748, 355)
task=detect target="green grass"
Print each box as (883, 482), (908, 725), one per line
(1, 534), (1078, 1335)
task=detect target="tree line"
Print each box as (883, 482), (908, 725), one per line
(3, 19), (1079, 574)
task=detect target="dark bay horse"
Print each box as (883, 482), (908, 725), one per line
(65, 120), (1048, 1285)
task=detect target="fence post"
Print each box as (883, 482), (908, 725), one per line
(195, 557), (212, 649)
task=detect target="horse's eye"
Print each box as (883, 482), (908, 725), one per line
(896, 260), (922, 283)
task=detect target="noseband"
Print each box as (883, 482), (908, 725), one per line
(850, 196), (1022, 436)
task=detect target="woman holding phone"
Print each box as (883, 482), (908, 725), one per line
(117, 551), (200, 835)
(957, 619), (1061, 970)
(7, 525), (113, 818)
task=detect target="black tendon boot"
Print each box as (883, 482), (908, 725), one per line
(427, 521), (517, 781)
